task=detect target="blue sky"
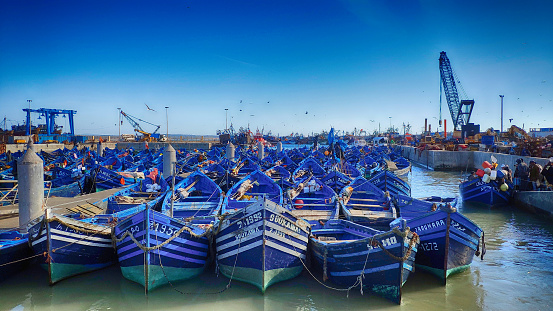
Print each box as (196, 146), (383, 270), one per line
(1, 0), (552, 136)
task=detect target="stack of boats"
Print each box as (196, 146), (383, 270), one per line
(0, 143), (485, 304)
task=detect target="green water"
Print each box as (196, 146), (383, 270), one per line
(1, 165), (552, 310)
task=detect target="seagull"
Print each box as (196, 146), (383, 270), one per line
(145, 103), (156, 112)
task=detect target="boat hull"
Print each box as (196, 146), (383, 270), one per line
(0, 231), (32, 280)
(113, 208), (210, 291)
(407, 206), (483, 282)
(310, 220), (418, 304)
(216, 198), (310, 292)
(28, 215), (115, 284)
(459, 178), (512, 206)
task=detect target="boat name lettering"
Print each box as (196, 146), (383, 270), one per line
(237, 212), (262, 229)
(268, 227), (286, 239)
(450, 220), (465, 232)
(413, 219), (446, 232)
(55, 223), (80, 235)
(149, 221), (176, 237)
(269, 214), (301, 233)
(367, 236), (397, 250)
(235, 227), (259, 240)
(421, 242), (438, 251)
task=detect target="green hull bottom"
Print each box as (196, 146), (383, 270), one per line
(219, 264), (303, 293)
(372, 284), (401, 305)
(121, 265), (205, 291)
(44, 262), (113, 284)
(415, 264), (471, 281)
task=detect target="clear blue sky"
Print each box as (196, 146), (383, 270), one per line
(1, 0), (552, 136)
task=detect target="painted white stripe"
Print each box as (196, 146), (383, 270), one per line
(265, 230), (307, 251)
(216, 221), (262, 243)
(331, 262), (401, 276)
(266, 221), (308, 243)
(265, 240), (306, 259)
(217, 239), (263, 260)
(51, 228), (112, 242)
(31, 235), (47, 246)
(52, 235), (113, 248)
(217, 228), (263, 252)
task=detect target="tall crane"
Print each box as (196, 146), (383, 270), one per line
(439, 51), (475, 130)
(120, 110), (164, 142)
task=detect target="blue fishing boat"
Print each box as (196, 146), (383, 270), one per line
(0, 230), (31, 280)
(339, 176), (397, 230)
(395, 194), (484, 282)
(222, 169), (283, 214)
(309, 219), (419, 304)
(286, 175), (340, 224)
(292, 157), (327, 182)
(264, 165), (294, 189)
(215, 197), (310, 292)
(459, 177), (513, 206)
(320, 169), (353, 193)
(160, 170), (223, 223)
(28, 210), (117, 284)
(369, 170), (411, 197)
(102, 173), (168, 214)
(113, 206), (211, 291)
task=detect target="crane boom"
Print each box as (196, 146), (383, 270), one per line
(439, 51), (474, 130)
(120, 110), (162, 141)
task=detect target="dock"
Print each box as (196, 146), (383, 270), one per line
(0, 187), (124, 230)
(513, 191), (553, 218)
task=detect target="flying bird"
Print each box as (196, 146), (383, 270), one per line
(145, 103), (156, 112)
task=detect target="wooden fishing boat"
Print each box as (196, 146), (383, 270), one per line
(369, 170), (410, 197)
(160, 170), (223, 223)
(395, 194), (484, 283)
(287, 175), (340, 224)
(113, 206), (211, 292)
(27, 206), (122, 285)
(215, 197), (310, 292)
(0, 230), (31, 280)
(459, 177), (513, 206)
(320, 169), (353, 193)
(309, 219), (419, 304)
(338, 176), (397, 230)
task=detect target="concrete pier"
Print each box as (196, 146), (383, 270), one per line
(513, 191), (553, 218)
(399, 146), (551, 171)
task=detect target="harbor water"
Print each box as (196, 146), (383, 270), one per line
(1, 165), (552, 311)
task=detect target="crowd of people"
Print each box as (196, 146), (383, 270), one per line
(514, 157), (553, 191)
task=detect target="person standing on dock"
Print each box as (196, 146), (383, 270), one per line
(541, 158), (553, 190)
(514, 159), (529, 191)
(528, 160), (542, 191)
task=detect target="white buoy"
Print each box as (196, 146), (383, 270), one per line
(277, 141), (283, 153)
(18, 139), (44, 233)
(257, 141), (264, 160)
(163, 144), (177, 179)
(226, 142), (235, 161)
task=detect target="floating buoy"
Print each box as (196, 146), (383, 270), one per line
(500, 183), (509, 191)
(120, 178), (125, 185)
(295, 199), (304, 209)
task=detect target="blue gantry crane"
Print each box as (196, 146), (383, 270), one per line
(23, 108), (76, 136)
(439, 51), (475, 130)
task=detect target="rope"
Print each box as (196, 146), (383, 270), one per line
(371, 231), (419, 262)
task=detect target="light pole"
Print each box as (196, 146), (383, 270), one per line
(26, 99), (32, 136)
(389, 117), (392, 133)
(225, 108), (228, 132)
(499, 95), (504, 133)
(165, 106), (169, 140)
(117, 108), (121, 137)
